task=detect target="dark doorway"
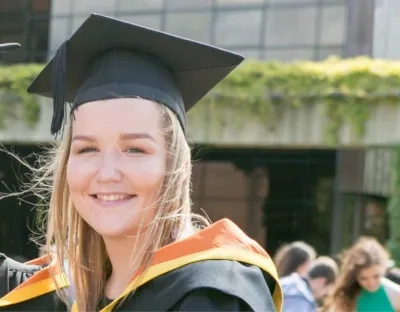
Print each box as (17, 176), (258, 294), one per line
(193, 146), (336, 255)
(263, 150), (336, 255)
(0, 144), (48, 261)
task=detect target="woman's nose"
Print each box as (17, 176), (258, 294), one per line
(96, 151), (122, 183)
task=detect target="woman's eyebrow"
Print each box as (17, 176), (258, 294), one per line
(71, 135), (96, 142)
(119, 132), (155, 142)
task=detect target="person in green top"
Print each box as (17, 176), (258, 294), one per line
(324, 237), (400, 312)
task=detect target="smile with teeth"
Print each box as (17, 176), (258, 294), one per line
(94, 194), (134, 201)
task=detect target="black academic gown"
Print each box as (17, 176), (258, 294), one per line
(0, 219), (282, 312)
(103, 260), (277, 311)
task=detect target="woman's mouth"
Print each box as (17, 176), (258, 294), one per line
(90, 193), (136, 206)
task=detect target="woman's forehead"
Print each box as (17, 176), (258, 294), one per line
(358, 264), (382, 277)
(72, 98), (162, 132)
(69, 99), (165, 144)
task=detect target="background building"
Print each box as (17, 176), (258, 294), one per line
(1, 0), (350, 64)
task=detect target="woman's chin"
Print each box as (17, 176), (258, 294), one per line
(91, 223), (136, 239)
(364, 285), (380, 293)
(78, 208), (146, 239)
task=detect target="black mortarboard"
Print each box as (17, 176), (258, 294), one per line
(27, 14), (244, 137)
(0, 43), (21, 53)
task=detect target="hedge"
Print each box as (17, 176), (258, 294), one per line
(3, 56), (400, 142)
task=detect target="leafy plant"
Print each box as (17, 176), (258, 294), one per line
(0, 64), (43, 128)
(388, 147), (400, 266)
(3, 57), (400, 142)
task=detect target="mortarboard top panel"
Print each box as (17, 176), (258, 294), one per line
(27, 13), (244, 134)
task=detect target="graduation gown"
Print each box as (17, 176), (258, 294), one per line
(0, 219), (283, 311)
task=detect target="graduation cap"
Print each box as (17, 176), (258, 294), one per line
(0, 43), (21, 53)
(27, 13), (244, 137)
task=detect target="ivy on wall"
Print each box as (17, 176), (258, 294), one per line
(388, 147), (400, 266)
(0, 64), (43, 129)
(2, 56), (400, 142)
(193, 56), (400, 144)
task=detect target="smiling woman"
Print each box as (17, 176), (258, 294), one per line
(0, 13), (282, 312)
(324, 237), (400, 312)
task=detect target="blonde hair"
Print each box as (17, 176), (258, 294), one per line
(23, 103), (209, 310)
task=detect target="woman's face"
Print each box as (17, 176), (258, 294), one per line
(67, 98), (166, 238)
(356, 264), (384, 293)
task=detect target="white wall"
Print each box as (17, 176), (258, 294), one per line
(2, 95), (399, 147)
(373, 0), (400, 59)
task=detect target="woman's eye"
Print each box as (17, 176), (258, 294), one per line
(126, 147), (145, 154)
(77, 147), (98, 154)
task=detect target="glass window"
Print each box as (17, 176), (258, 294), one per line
(72, 0), (116, 14)
(27, 19), (50, 62)
(323, 0), (348, 3)
(117, 0), (164, 12)
(265, 7), (318, 46)
(317, 47), (343, 60)
(0, 0), (25, 13)
(165, 0), (212, 9)
(48, 17), (69, 56)
(217, 0), (264, 6)
(268, 0), (317, 3)
(215, 10), (263, 47)
(50, 0), (70, 15)
(319, 5), (347, 45)
(234, 49), (262, 60)
(165, 12), (211, 43)
(263, 48), (315, 61)
(118, 14), (162, 30)
(33, 0), (50, 12)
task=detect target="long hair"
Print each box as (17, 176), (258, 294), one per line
(23, 104), (209, 310)
(273, 241), (316, 277)
(324, 237), (389, 312)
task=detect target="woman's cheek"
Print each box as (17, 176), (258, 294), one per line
(67, 157), (98, 189)
(123, 157), (165, 184)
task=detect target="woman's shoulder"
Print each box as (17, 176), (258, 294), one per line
(119, 259), (278, 311)
(382, 276), (400, 292)
(382, 277), (400, 309)
(172, 259), (277, 309)
(170, 287), (274, 311)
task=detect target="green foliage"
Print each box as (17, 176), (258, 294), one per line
(192, 56), (400, 144)
(3, 56), (400, 142)
(0, 63), (43, 129)
(387, 146), (400, 266)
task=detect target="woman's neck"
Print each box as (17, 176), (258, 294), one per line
(103, 235), (144, 299)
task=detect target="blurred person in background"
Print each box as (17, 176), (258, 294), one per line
(281, 256), (338, 312)
(324, 237), (400, 312)
(274, 241), (317, 278)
